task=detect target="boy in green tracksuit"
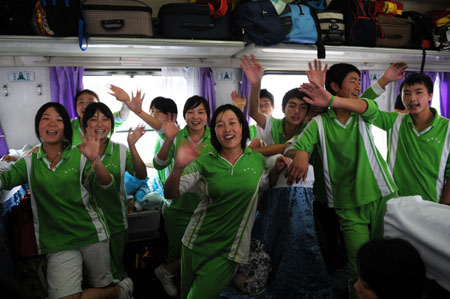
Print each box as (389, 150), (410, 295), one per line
(361, 73), (450, 204)
(286, 61), (406, 297)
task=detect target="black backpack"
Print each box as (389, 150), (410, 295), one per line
(0, 0), (36, 35)
(234, 0), (285, 46)
(403, 11), (435, 50)
(329, 0), (380, 47)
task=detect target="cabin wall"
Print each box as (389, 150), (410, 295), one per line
(0, 67), (50, 149)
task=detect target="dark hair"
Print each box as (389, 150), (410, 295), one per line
(401, 73), (434, 94)
(357, 238), (426, 299)
(35, 102), (73, 149)
(260, 89), (274, 106)
(210, 104), (249, 152)
(325, 63), (360, 95)
(150, 96), (178, 115)
(74, 89), (100, 116)
(281, 88), (311, 113)
(82, 102), (115, 135)
(394, 94), (406, 110)
(183, 96), (210, 122)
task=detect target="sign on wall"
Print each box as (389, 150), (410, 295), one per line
(8, 71), (35, 82)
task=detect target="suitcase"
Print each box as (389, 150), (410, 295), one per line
(316, 10), (345, 45)
(376, 16), (412, 48)
(158, 3), (232, 40)
(83, 0), (153, 37)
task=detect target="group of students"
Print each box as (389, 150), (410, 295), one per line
(1, 52), (448, 299)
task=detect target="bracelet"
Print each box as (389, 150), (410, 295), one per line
(327, 95), (335, 108)
(234, 102), (246, 106)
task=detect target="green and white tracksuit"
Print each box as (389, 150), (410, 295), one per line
(293, 98), (398, 289)
(362, 86), (450, 203)
(178, 148), (268, 298)
(0, 145), (109, 255)
(71, 112), (125, 146)
(153, 126), (213, 263)
(87, 140), (135, 280)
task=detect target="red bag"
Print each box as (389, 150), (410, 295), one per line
(372, 0), (404, 17)
(191, 0), (233, 18)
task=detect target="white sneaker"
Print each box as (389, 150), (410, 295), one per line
(118, 277), (134, 299)
(154, 265), (178, 297)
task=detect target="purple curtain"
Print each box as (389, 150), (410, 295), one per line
(360, 70), (371, 94)
(200, 68), (216, 121)
(439, 73), (450, 118)
(0, 126), (8, 156)
(49, 67), (84, 119)
(240, 72), (251, 121)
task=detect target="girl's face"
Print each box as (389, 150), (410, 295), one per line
(38, 107), (65, 145)
(215, 109), (243, 151)
(185, 103), (207, 133)
(85, 110), (112, 140)
(76, 93), (99, 119)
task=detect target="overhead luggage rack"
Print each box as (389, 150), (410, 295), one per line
(0, 36), (449, 71)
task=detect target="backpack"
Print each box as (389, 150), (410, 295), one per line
(233, 239), (271, 296)
(234, 0), (285, 46)
(301, 0), (326, 11)
(329, 0), (380, 47)
(280, 1), (326, 58)
(0, 0), (36, 35)
(402, 11), (434, 49)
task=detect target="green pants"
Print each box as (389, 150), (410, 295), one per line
(335, 195), (393, 297)
(181, 246), (236, 299)
(109, 230), (128, 281)
(163, 206), (193, 263)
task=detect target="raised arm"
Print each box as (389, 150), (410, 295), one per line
(164, 141), (200, 199)
(240, 54), (267, 128)
(306, 59), (328, 88)
(154, 114), (179, 169)
(231, 90), (246, 112)
(377, 62), (408, 89)
(79, 135), (112, 186)
(108, 84), (130, 121)
(127, 125), (147, 180)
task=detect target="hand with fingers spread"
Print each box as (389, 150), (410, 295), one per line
(108, 84), (130, 103)
(126, 90), (145, 115)
(306, 59), (328, 88)
(300, 82), (333, 107)
(174, 141), (200, 170)
(127, 125), (146, 148)
(240, 54), (264, 86)
(231, 90), (247, 112)
(286, 151), (309, 185)
(162, 113), (179, 141)
(79, 134), (100, 163)
(378, 62), (408, 88)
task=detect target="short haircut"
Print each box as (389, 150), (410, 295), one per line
(150, 96), (178, 115)
(357, 238), (426, 299)
(183, 96), (210, 122)
(210, 104), (250, 152)
(401, 73), (434, 94)
(73, 89), (100, 116)
(35, 102), (73, 149)
(82, 102), (115, 135)
(394, 94), (406, 110)
(325, 63), (360, 95)
(260, 89), (274, 106)
(281, 88), (311, 113)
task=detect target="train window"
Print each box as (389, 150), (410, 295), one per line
(261, 73), (308, 119)
(83, 71), (188, 167)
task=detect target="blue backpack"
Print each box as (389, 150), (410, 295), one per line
(280, 1), (325, 58)
(301, 0), (326, 11)
(234, 0), (285, 46)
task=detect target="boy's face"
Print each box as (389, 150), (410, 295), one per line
(259, 97), (274, 116)
(333, 71), (361, 99)
(402, 83), (432, 116)
(283, 97), (308, 126)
